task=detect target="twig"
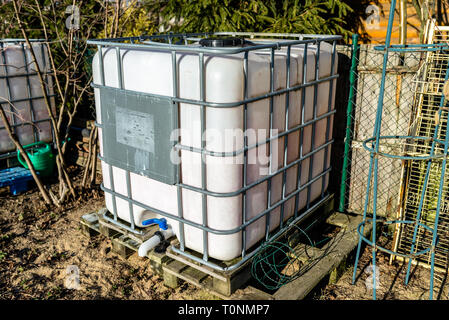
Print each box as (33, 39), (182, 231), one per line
(89, 126), (98, 187)
(82, 125), (95, 188)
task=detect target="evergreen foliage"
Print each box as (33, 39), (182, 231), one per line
(159, 0), (354, 41)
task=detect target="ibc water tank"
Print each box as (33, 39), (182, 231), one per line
(0, 40), (55, 154)
(90, 33), (339, 264)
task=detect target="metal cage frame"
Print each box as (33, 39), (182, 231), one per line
(87, 32), (341, 271)
(0, 38), (56, 160)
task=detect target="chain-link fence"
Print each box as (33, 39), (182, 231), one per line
(337, 41), (422, 221)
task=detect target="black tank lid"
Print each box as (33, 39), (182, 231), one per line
(199, 36), (254, 47)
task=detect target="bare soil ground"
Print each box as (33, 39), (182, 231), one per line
(0, 172), (214, 300)
(314, 238), (449, 300)
(1, 172), (447, 300)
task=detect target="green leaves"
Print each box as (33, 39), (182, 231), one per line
(159, 0), (354, 40)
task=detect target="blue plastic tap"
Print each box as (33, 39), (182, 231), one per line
(141, 218), (168, 230)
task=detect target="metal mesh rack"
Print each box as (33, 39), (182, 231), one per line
(351, 0), (449, 300)
(0, 39), (56, 160)
(87, 32), (341, 271)
(392, 24), (449, 276)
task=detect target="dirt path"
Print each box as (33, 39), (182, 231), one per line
(1, 177), (448, 300)
(0, 181), (214, 300)
(314, 241), (449, 300)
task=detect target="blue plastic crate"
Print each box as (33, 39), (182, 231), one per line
(0, 167), (38, 195)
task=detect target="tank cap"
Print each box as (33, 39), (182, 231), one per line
(199, 37), (253, 47)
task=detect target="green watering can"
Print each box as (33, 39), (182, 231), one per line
(17, 141), (56, 177)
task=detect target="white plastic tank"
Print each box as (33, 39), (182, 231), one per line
(0, 41), (55, 153)
(93, 37), (337, 261)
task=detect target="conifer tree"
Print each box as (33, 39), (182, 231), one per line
(159, 0), (354, 41)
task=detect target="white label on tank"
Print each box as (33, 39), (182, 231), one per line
(116, 107), (155, 154)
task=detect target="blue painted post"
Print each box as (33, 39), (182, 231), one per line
(351, 0), (397, 300)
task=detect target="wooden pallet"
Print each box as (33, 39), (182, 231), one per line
(79, 195), (343, 299)
(79, 209), (254, 298)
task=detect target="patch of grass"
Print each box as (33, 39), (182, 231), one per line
(0, 234), (11, 244)
(20, 278), (31, 290)
(46, 286), (64, 300)
(50, 251), (67, 261)
(0, 251), (6, 261)
(194, 290), (221, 300)
(122, 285), (132, 297)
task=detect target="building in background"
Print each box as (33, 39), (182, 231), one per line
(360, 0), (447, 44)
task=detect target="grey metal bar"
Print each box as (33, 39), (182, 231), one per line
(214, 31), (341, 40)
(20, 43), (39, 144)
(39, 41), (56, 147)
(102, 212), (145, 235)
(0, 71), (53, 79)
(265, 47), (275, 241)
(294, 42), (308, 219)
(115, 47), (123, 89)
(280, 45), (291, 230)
(97, 139), (333, 199)
(306, 40), (321, 210)
(98, 45), (105, 87)
(176, 186), (185, 251)
(125, 170), (135, 230)
(95, 40), (295, 54)
(242, 51), (249, 258)
(98, 44), (118, 222)
(87, 33), (342, 55)
(199, 52), (208, 261)
(115, 45), (135, 229)
(172, 50), (185, 251)
(173, 110), (336, 156)
(0, 94), (58, 106)
(1, 39), (47, 43)
(95, 108), (336, 158)
(322, 40), (337, 197)
(100, 166), (331, 236)
(1, 117), (56, 129)
(91, 74), (339, 109)
(141, 31), (338, 42)
(175, 140), (333, 198)
(0, 150), (18, 160)
(108, 164), (118, 222)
